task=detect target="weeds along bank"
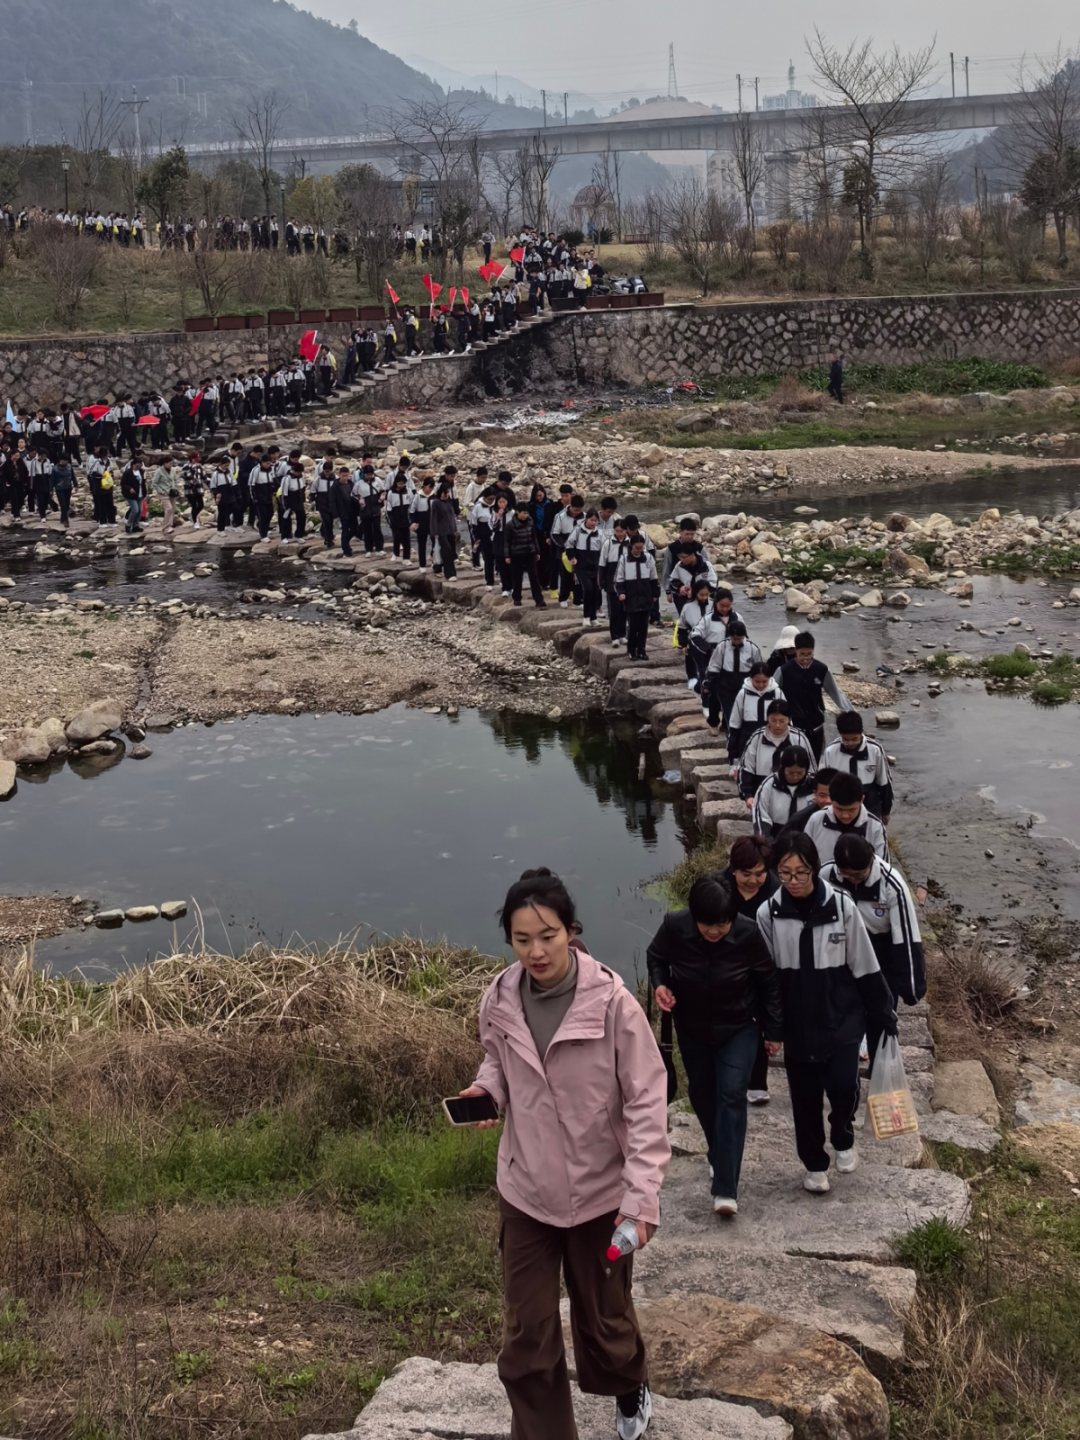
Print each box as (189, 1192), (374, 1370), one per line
(0, 940), (505, 1438)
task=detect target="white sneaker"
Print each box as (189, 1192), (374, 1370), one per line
(804, 1170), (830, 1194)
(747, 1090), (770, 1105)
(713, 1196), (738, 1216)
(192, 521), (200, 530)
(615, 1384), (652, 1440)
(835, 1148), (858, 1174)
(418, 567), (426, 573)
(376, 550), (387, 557)
(501, 590), (511, 597)
(687, 677), (697, 689)
(559, 600), (568, 608)
(486, 585), (493, 591)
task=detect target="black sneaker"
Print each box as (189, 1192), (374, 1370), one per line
(616, 1384), (652, 1440)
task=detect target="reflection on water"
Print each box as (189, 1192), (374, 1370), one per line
(0, 708), (697, 982)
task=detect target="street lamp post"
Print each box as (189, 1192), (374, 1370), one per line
(279, 182), (286, 248)
(61, 155), (69, 213)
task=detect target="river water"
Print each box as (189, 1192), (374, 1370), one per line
(2, 708), (695, 982)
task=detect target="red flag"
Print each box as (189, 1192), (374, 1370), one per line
(135, 415), (160, 426)
(385, 280), (399, 305)
(448, 286), (458, 310)
(81, 404), (110, 420)
(299, 328), (319, 362)
(460, 287), (469, 308)
(422, 273), (442, 301)
(188, 389), (203, 418)
(509, 246), (525, 264)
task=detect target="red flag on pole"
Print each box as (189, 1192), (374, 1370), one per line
(460, 287), (469, 308)
(448, 286), (458, 310)
(509, 246), (525, 264)
(422, 273), (443, 301)
(188, 389), (203, 418)
(81, 404), (111, 420)
(299, 329), (319, 362)
(385, 280), (399, 305)
(135, 415), (160, 426)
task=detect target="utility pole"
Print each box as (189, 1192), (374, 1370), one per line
(754, 77), (760, 113)
(119, 85), (150, 170)
(964, 57), (970, 96)
(541, 89), (547, 127)
(564, 92), (569, 125)
(667, 43), (678, 99)
(950, 52), (955, 98)
(736, 74), (742, 114)
(20, 77), (33, 145)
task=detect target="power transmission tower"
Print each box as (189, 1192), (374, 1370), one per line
(667, 44), (678, 100)
(119, 85), (150, 170)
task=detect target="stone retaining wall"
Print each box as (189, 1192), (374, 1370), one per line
(3, 286), (1078, 408)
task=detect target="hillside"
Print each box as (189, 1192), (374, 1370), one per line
(0, 0), (537, 146)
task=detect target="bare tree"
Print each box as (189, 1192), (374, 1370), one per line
(231, 90), (289, 221)
(185, 246), (237, 317)
(485, 149), (520, 235)
(514, 136), (561, 233)
(71, 90), (126, 210)
(794, 217), (855, 291)
(731, 115), (768, 230)
(591, 151), (624, 239)
(339, 163), (400, 298)
(805, 30), (938, 277)
(911, 159), (954, 280)
(31, 223), (102, 326)
(765, 218), (794, 269)
(1005, 47), (1080, 266)
(667, 178), (740, 296)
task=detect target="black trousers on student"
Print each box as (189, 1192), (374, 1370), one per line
(785, 1041), (862, 1173)
(389, 511), (411, 558)
(361, 513), (384, 553)
(510, 554), (544, 606)
(439, 534), (458, 578)
(414, 517), (430, 566)
(626, 611), (650, 658)
(607, 590), (627, 642)
(477, 526), (495, 585)
(578, 568), (601, 621)
(253, 495), (274, 540)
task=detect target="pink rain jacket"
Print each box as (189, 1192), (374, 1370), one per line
(473, 948), (671, 1227)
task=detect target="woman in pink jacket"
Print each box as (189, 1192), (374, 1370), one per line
(459, 868), (670, 1440)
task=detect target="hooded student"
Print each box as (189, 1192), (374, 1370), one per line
(600, 520), (630, 647)
(384, 473), (413, 560)
(665, 541), (717, 614)
(703, 622), (763, 731)
(725, 662), (785, 762)
(675, 579), (714, 684)
(688, 588), (743, 690)
(410, 476), (436, 572)
(778, 631), (853, 759)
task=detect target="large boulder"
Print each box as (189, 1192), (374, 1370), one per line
(1, 726), (52, 765)
(640, 443), (666, 467)
(0, 759), (15, 799)
(38, 717), (68, 753)
(887, 549), (930, 577)
(934, 1060), (1000, 1126)
(65, 697), (123, 745)
(642, 1294), (889, 1440)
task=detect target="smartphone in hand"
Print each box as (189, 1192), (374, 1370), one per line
(443, 1093), (499, 1127)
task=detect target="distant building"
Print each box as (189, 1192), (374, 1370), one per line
(571, 184), (615, 235)
(762, 62), (819, 112)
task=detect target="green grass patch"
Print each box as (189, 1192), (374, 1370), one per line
(649, 843), (728, 909)
(983, 650), (1038, 680)
(988, 543), (1080, 575)
(800, 357), (1049, 395)
(894, 1216), (970, 1278)
(785, 545), (886, 582)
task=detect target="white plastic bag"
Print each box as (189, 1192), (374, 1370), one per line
(866, 1035), (919, 1139)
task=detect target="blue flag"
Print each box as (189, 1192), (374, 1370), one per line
(5, 402), (14, 427)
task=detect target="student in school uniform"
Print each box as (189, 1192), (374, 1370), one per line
(665, 542), (717, 614)
(823, 834), (924, 1069)
(703, 623), (763, 733)
(384, 473), (413, 560)
(550, 493), (585, 607)
(209, 457), (239, 533)
(430, 482), (460, 579)
(600, 519), (630, 647)
(750, 746), (817, 840)
(737, 701), (816, 801)
(410, 476), (435, 572)
(778, 631), (853, 760)
(352, 464), (385, 556)
(804, 773), (889, 867)
(565, 508), (605, 625)
(675, 580), (713, 684)
(616, 534), (659, 661)
(469, 488), (497, 588)
(688, 588), (743, 692)
(328, 467), (357, 557)
(490, 492), (513, 595)
(527, 483), (558, 588)
(822, 711), (895, 824)
(725, 663), (787, 761)
(506, 501), (547, 609)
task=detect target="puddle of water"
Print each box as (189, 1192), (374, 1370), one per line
(0, 708), (695, 982)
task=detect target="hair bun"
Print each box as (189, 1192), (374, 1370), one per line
(519, 866), (553, 881)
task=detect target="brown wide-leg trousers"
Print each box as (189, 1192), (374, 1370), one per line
(497, 1195), (648, 1440)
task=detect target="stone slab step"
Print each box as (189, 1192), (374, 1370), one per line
(650, 698), (709, 731)
(659, 731), (724, 761)
(657, 1153), (968, 1262)
(591, 644), (683, 681)
(608, 664), (689, 706)
(680, 748), (728, 781)
(633, 1241), (915, 1365)
(329, 1356), (791, 1440)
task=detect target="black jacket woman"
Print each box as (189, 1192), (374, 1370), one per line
(647, 873), (782, 1216)
(718, 833), (782, 1105)
(528, 483), (558, 588)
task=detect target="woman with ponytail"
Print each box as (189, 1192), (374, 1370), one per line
(458, 868), (670, 1440)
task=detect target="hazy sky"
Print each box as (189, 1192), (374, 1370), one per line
(308, 1), (1077, 109)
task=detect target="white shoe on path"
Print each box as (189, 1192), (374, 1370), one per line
(803, 1170), (830, 1194)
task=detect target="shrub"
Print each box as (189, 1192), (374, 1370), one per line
(984, 650), (1038, 679)
(894, 1216), (969, 1278)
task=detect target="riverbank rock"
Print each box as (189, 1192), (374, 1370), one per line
(124, 905), (159, 922)
(39, 717), (68, 752)
(0, 760), (15, 799)
(93, 910), (125, 928)
(933, 1060), (1000, 1126)
(875, 711), (900, 727)
(65, 697), (123, 745)
(1015, 1063), (1080, 1126)
(332, 1356), (792, 1440)
(642, 1294), (889, 1440)
(887, 550), (930, 577)
(160, 901), (188, 920)
(1, 726), (52, 764)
